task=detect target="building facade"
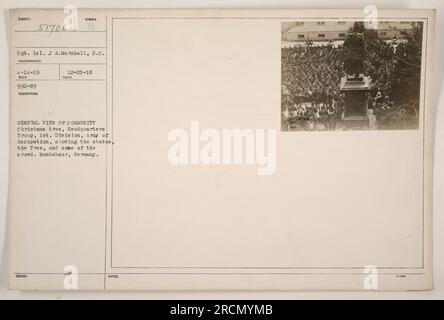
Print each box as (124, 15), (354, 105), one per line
(282, 21), (416, 43)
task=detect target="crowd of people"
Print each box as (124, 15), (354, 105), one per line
(281, 36), (421, 131)
(282, 97), (345, 131)
(282, 43), (344, 105)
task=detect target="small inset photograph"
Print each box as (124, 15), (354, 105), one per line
(281, 20), (423, 131)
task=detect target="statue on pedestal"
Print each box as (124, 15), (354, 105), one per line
(343, 33), (366, 80)
(339, 26), (372, 129)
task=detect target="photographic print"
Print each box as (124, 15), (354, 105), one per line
(8, 9), (434, 291)
(281, 20), (423, 131)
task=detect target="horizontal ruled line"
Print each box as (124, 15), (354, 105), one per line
(15, 46), (106, 49)
(15, 79), (106, 81)
(16, 63), (106, 65)
(13, 272), (428, 275)
(14, 30), (106, 33)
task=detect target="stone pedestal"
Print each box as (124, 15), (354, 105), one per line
(340, 75), (371, 129)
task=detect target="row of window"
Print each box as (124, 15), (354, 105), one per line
(294, 21), (347, 26)
(296, 31), (389, 39)
(297, 33), (346, 39)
